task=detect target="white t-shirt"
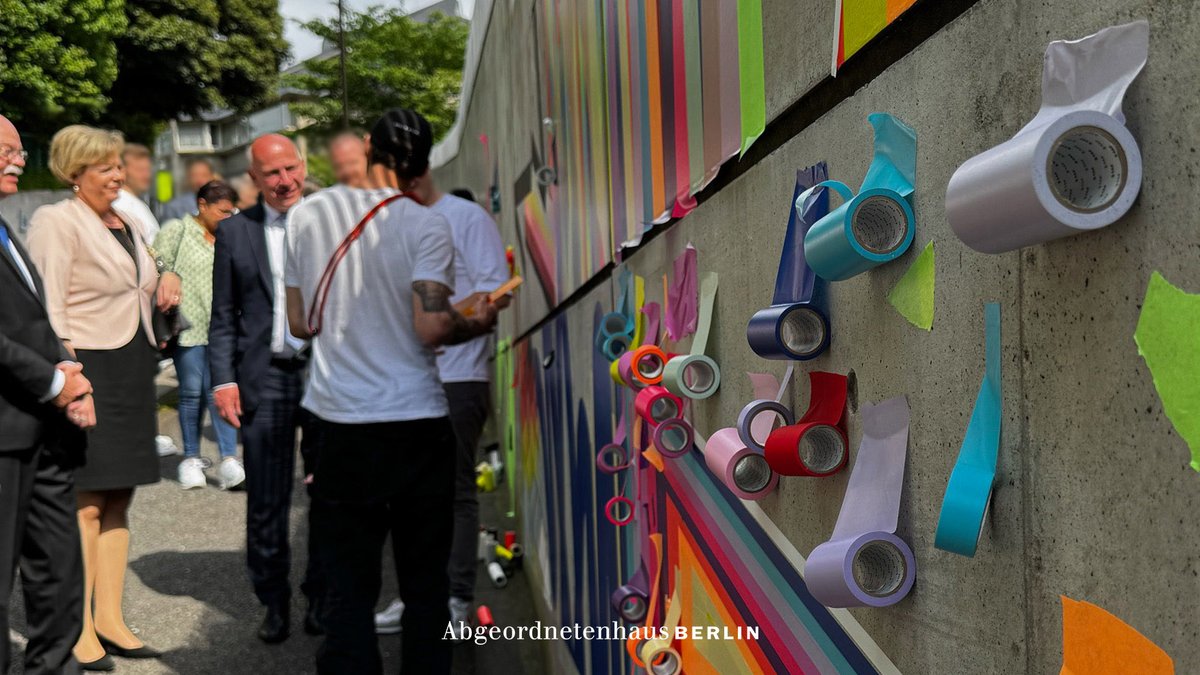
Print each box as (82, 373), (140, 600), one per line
(113, 190), (161, 242)
(431, 194), (509, 383)
(285, 185), (456, 423)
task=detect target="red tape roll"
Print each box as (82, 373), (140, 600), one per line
(635, 386), (684, 427)
(765, 372), (849, 476)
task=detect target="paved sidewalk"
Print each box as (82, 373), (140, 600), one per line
(8, 371), (545, 674)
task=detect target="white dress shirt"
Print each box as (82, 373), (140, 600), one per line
(113, 190), (162, 243)
(263, 204), (306, 356)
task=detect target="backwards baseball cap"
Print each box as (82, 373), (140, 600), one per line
(369, 108), (433, 181)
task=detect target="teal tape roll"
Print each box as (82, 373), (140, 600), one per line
(934, 303), (1001, 557)
(800, 113), (917, 281)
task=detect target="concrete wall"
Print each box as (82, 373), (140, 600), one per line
(0, 190), (71, 236)
(436, 0), (1200, 672)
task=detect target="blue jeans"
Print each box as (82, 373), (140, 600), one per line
(175, 345), (238, 459)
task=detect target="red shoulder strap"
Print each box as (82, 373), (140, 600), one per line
(306, 191), (422, 336)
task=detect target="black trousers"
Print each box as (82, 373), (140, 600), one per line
(0, 445), (82, 675)
(240, 362), (323, 607)
(445, 382), (491, 601)
(310, 416), (456, 675)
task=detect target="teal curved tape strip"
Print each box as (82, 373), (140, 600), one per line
(935, 302), (1001, 557)
(801, 113), (918, 281)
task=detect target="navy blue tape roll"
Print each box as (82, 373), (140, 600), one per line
(746, 164), (833, 360)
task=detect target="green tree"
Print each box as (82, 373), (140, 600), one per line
(102, 0), (288, 142)
(286, 7), (468, 139)
(0, 0), (127, 133)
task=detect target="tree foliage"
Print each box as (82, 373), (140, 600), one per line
(0, 0), (127, 133)
(286, 8), (468, 139)
(103, 0), (288, 142)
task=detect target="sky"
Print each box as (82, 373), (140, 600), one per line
(281, 0), (476, 65)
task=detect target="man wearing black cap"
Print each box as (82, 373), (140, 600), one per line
(284, 109), (497, 674)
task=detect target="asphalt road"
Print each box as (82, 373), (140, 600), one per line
(8, 369), (546, 675)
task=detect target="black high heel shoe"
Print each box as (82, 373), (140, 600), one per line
(96, 633), (162, 659)
(78, 653), (116, 671)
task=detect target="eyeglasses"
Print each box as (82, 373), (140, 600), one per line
(0, 146), (29, 162)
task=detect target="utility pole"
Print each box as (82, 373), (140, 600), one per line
(338, 0), (350, 128)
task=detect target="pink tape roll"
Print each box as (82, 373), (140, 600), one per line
(703, 428), (778, 500)
(635, 386), (684, 427)
(605, 496), (635, 526)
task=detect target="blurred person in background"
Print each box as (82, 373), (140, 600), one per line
(328, 132), (368, 188)
(27, 125), (166, 670)
(160, 158), (215, 222)
(112, 143), (160, 242)
(230, 173), (260, 211)
(154, 181), (244, 491)
(0, 112), (94, 675)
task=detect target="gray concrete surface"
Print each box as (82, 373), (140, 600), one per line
(8, 369), (546, 675)
(435, 0), (1200, 672)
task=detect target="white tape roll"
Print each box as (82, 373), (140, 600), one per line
(487, 561), (508, 588)
(946, 20), (1148, 254)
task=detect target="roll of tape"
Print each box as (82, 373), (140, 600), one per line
(477, 605), (494, 627)
(600, 332), (633, 361)
(610, 357), (624, 386)
(509, 542), (523, 559)
(610, 568), (650, 623)
(639, 585), (683, 675)
(765, 371), (849, 476)
(494, 544), (514, 561)
(487, 560), (508, 588)
(935, 303), (1002, 557)
(703, 427), (779, 500)
(747, 164), (833, 360)
(625, 534), (663, 668)
(635, 386), (684, 427)
(663, 272), (722, 398)
(805, 396), (916, 608)
(631, 344), (670, 386)
(946, 21), (1148, 254)
(597, 442), (631, 474)
(736, 399), (794, 453)
(651, 417), (694, 459)
(800, 113), (917, 281)
(605, 496), (635, 526)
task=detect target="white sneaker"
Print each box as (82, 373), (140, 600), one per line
(218, 457), (246, 490)
(178, 457), (207, 489)
(374, 598), (404, 634)
(156, 435), (180, 457)
(447, 597), (471, 642)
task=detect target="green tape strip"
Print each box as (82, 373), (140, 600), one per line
(737, 0), (766, 156)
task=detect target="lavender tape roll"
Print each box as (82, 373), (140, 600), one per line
(611, 568), (650, 623)
(804, 396), (915, 608)
(736, 369), (796, 452)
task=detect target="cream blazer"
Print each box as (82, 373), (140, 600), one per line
(26, 197), (157, 350)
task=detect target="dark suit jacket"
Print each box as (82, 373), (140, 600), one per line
(209, 203), (277, 414)
(0, 216), (83, 459)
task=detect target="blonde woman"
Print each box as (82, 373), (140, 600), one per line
(27, 125), (163, 671)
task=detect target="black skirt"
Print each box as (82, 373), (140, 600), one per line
(74, 333), (161, 491)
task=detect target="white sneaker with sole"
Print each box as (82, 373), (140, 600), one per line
(156, 435), (180, 457)
(374, 598), (404, 634)
(178, 457), (207, 489)
(448, 597), (471, 642)
(218, 457), (246, 490)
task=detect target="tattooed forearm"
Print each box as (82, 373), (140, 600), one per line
(413, 280), (487, 346)
(413, 280), (453, 312)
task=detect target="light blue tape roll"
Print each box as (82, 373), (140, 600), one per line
(801, 113), (918, 281)
(934, 303), (1001, 557)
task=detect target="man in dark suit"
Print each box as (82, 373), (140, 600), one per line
(210, 133), (323, 643)
(0, 113), (94, 675)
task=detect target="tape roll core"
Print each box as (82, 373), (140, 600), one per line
(852, 540), (908, 598)
(620, 595), (647, 623)
(651, 396), (680, 423)
(1048, 125), (1127, 213)
(780, 306), (827, 357)
(733, 454), (773, 493)
(800, 424), (847, 474)
(852, 195), (909, 254)
(647, 649), (681, 675)
(683, 359), (716, 392)
(653, 419), (693, 458)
